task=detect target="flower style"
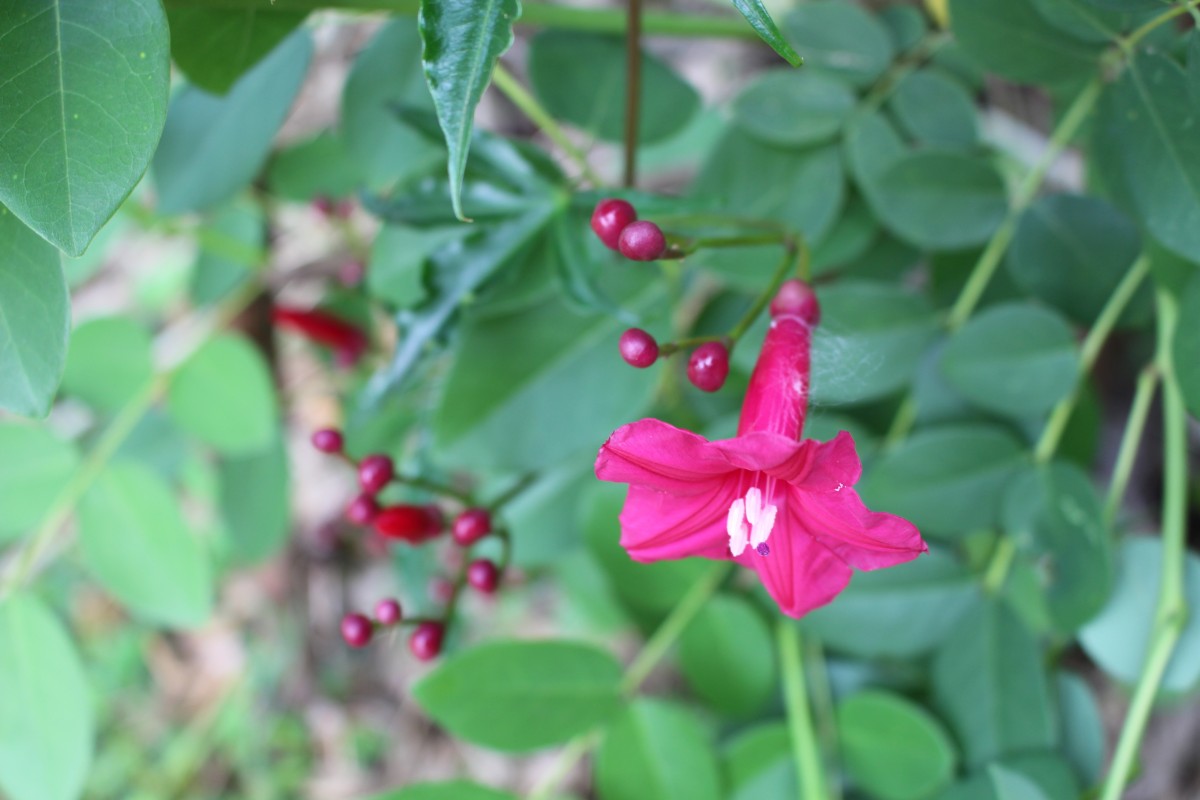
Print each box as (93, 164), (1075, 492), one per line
(594, 280), (926, 618)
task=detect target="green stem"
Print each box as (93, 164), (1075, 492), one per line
(727, 238), (805, 343)
(624, 0), (643, 187)
(491, 64), (602, 186)
(946, 76), (1103, 332)
(163, 0), (761, 39)
(778, 621), (828, 800)
(1099, 288), (1190, 800)
(981, 537), (1017, 595)
(528, 564), (730, 800)
(1119, 0), (1200, 52)
(1032, 254), (1150, 464)
(1104, 366), (1160, 525)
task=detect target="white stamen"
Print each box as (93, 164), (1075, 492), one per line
(750, 504), (777, 547)
(727, 498), (749, 556)
(744, 487), (763, 525)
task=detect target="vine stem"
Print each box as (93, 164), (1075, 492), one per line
(491, 64), (602, 186)
(1032, 254), (1150, 464)
(163, 0), (761, 40)
(1104, 365), (1160, 524)
(1099, 288), (1190, 800)
(623, 0), (643, 187)
(527, 564), (730, 800)
(778, 621), (829, 800)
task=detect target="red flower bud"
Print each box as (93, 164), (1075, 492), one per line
(272, 305), (368, 367)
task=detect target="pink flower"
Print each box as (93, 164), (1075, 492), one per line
(594, 280), (927, 618)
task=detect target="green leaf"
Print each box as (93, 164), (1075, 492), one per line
(0, 208), (70, 417)
(809, 281), (940, 404)
(265, 133), (367, 202)
(1096, 53), (1200, 261)
(940, 303), (1079, 418)
(167, 334), (278, 456)
(1001, 462), (1112, 634)
(340, 18), (442, 187)
(783, 1), (894, 87)
(595, 700), (722, 800)
(420, 0), (521, 220)
(1079, 537), (1200, 693)
(932, 599), (1056, 768)
(1175, 271), (1200, 417)
(413, 640), (622, 751)
(584, 482), (711, 615)
(190, 198), (265, 306)
(872, 152), (1008, 251)
(844, 110), (907, 192)
(79, 462), (214, 627)
(62, 316), (154, 412)
(732, 71), (855, 148)
(889, 69), (979, 149)
(0, 594), (93, 800)
(164, 6), (307, 94)
(724, 724), (796, 800)
(989, 766), (1051, 800)
(860, 425), (1025, 539)
(811, 197), (879, 276)
(679, 594), (775, 717)
(432, 268), (661, 470)
(1056, 672), (1104, 784)
(217, 439), (290, 564)
(367, 225), (466, 309)
(528, 31), (700, 145)
(1008, 194), (1147, 325)
(730, 0), (802, 66)
(366, 781), (518, 800)
(881, 5), (927, 52)
(153, 29), (313, 214)
(837, 691), (958, 800)
(0, 423), (79, 542)
(948, 0), (1103, 85)
(0, 0), (169, 255)
(362, 203), (557, 407)
(803, 551), (979, 658)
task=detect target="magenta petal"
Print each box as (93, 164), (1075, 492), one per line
(619, 481), (738, 562)
(596, 419), (735, 493)
(736, 530), (851, 619)
(789, 486), (926, 570)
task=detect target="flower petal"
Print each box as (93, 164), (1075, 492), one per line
(789, 485), (926, 570)
(596, 419), (736, 493)
(620, 481), (737, 562)
(736, 529), (851, 618)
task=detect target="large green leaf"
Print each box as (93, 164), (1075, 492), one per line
(837, 691), (958, 800)
(730, 0), (802, 66)
(0, 423), (79, 542)
(889, 69), (979, 149)
(595, 700), (722, 800)
(432, 269), (662, 470)
(1174, 271), (1200, 417)
(341, 18), (442, 187)
(164, 6), (307, 94)
(217, 439), (290, 564)
(732, 70), (855, 148)
(803, 551), (979, 658)
(0, 595), (93, 800)
(420, 0), (521, 220)
(860, 425), (1025, 539)
(1008, 194), (1147, 325)
(79, 462), (214, 626)
(0, 209), (70, 417)
(528, 31), (700, 145)
(1097, 53), (1200, 261)
(0, 0), (169, 255)
(940, 303), (1079, 418)
(948, 0), (1102, 85)
(872, 152), (1008, 251)
(153, 29), (312, 214)
(166, 334), (279, 456)
(413, 640), (622, 751)
(1002, 462), (1112, 634)
(932, 599), (1056, 767)
(782, 1), (894, 87)
(1079, 537), (1200, 693)
(679, 594), (775, 717)
(61, 316), (154, 412)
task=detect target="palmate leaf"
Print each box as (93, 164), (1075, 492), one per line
(420, 0), (522, 221)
